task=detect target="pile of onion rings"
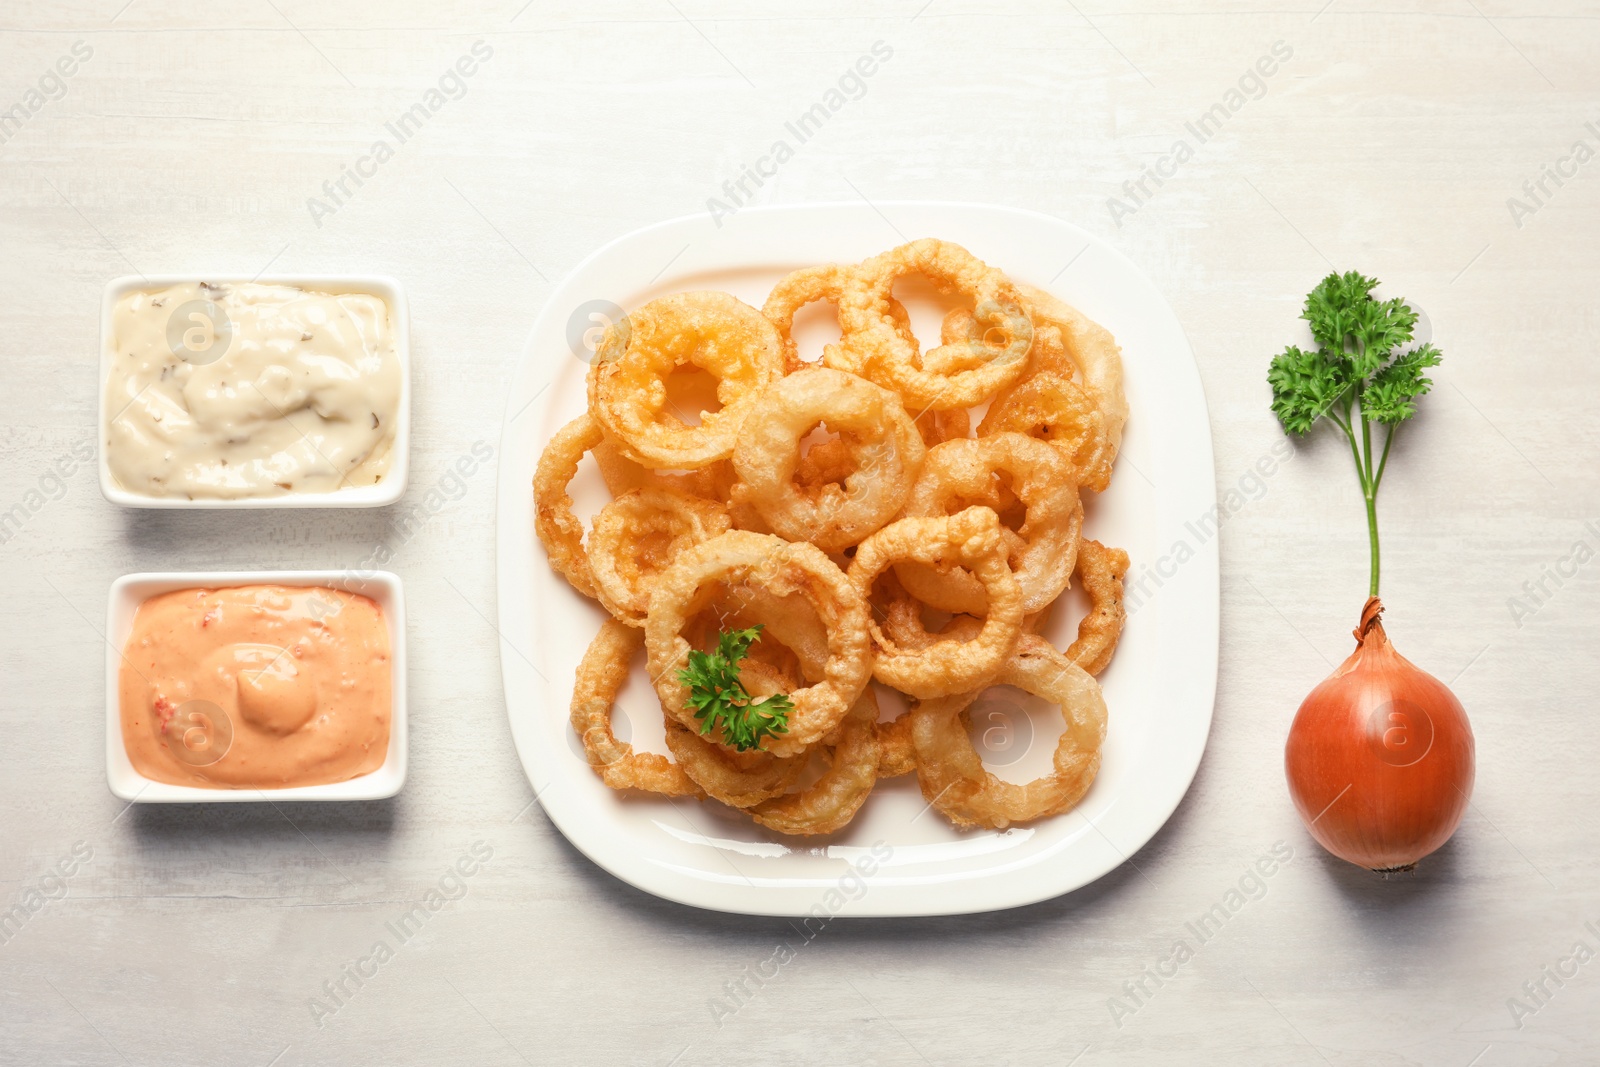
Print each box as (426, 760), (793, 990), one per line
(534, 241), (1131, 835)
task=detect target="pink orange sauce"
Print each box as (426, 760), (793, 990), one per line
(119, 585), (391, 788)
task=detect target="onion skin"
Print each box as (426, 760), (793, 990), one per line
(1284, 598), (1475, 872)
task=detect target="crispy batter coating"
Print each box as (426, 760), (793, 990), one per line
(832, 239), (1032, 411)
(978, 373), (1113, 492)
(589, 291), (784, 469)
(534, 412), (603, 599)
(571, 619), (702, 796)
(731, 367), (926, 552)
(895, 433), (1084, 614)
(587, 488), (731, 626)
(1015, 282), (1128, 459)
(910, 635), (1107, 829)
(848, 508), (1024, 698)
(751, 689), (880, 834)
(1066, 539), (1130, 675)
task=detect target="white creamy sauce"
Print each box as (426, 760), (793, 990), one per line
(104, 282), (401, 499)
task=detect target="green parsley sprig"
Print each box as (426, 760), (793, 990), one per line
(1268, 271), (1442, 596)
(678, 625), (794, 752)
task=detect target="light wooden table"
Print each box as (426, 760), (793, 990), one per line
(2, 2), (1596, 1064)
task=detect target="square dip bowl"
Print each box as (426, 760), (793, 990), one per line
(98, 275), (411, 509)
(106, 570), (407, 802)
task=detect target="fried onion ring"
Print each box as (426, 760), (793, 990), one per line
(592, 431), (734, 501)
(763, 264), (917, 374)
(750, 688), (880, 835)
(589, 291), (783, 469)
(730, 367), (926, 552)
(1015, 282), (1128, 457)
(910, 634), (1107, 829)
(646, 531), (870, 756)
(1066, 539), (1130, 675)
(895, 433), (1083, 615)
(848, 507), (1023, 698)
(587, 488), (731, 626)
(570, 619), (702, 796)
(977, 373), (1113, 493)
(534, 412), (602, 599)
(663, 718), (808, 808)
(831, 239), (1032, 411)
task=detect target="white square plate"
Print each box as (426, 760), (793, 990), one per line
(495, 202), (1218, 916)
(106, 570), (408, 802)
(98, 275), (412, 509)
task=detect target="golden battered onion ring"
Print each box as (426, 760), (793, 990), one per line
(763, 264), (918, 374)
(750, 688), (880, 835)
(663, 718), (808, 808)
(910, 634), (1107, 829)
(589, 291), (783, 469)
(831, 239), (1032, 411)
(948, 306), (1074, 381)
(570, 619), (702, 796)
(848, 507), (1024, 698)
(587, 488), (731, 626)
(646, 531), (870, 757)
(534, 412), (601, 599)
(895, 433), (1083, 615)
(592, 431), (734, 501)
(730, 368), (926, 552)
(1016, 282), (1128, 457)
(978, 373), (1113, 493)
(1066, 539), (1130, 675)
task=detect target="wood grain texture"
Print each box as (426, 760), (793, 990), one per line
(2, 1), (1597, 1064)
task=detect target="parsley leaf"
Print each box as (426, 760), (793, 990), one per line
(677, 624), (793, 752)
(1267, 344), (1351, 435)
(1302, 271), (1420, 376)
(1363, 343), (1441, 424)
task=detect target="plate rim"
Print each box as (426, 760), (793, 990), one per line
(495, 200), (1219, 916)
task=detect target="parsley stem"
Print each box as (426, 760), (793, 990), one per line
(1373, 422), (1396, 492)
(1356, 387), (1381, 598)
(1359, 404), (1375, 488)
(1337, 416), (1367, 494)
(1363, 480), (1381, 598)
(1338, 387), (1382, 598)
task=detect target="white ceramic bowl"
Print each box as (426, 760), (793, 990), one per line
(98, 275), (411, 509)
(106, 570), (407, 802)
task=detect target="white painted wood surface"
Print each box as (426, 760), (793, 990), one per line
(2, 2), (1597, 1064)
